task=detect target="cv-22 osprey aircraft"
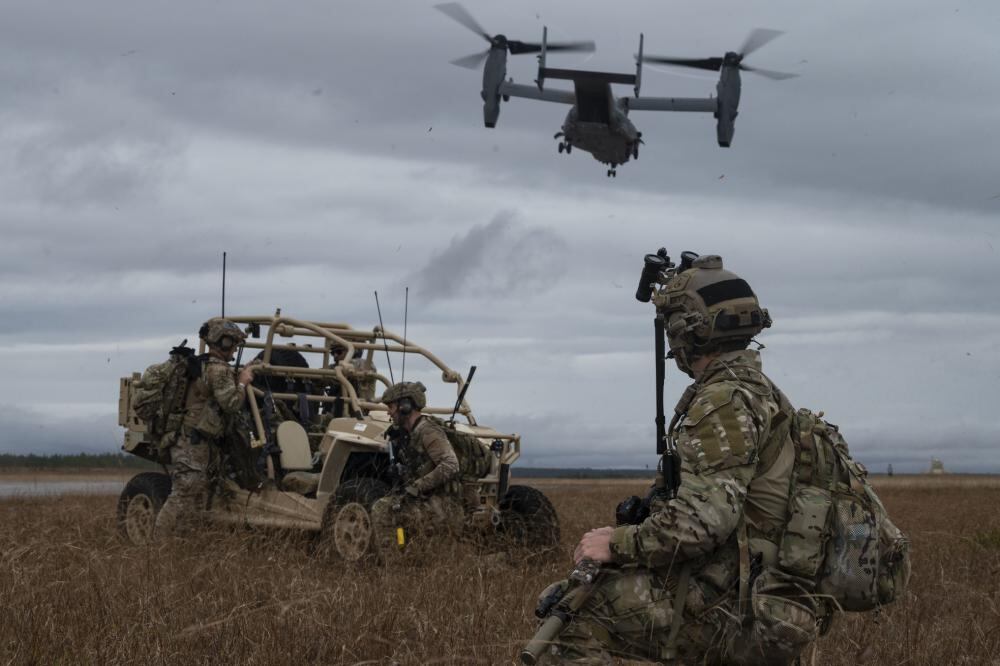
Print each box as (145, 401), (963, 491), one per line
(436, 3), (796, 177)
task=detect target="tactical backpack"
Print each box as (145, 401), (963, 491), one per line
(428, 416), (493, 480)
(131, 341), (202, 452)
(777, 408), (911, 614)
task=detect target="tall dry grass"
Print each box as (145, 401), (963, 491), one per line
(1, 478), (999, 664)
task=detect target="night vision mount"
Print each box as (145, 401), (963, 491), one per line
(634, 248), (700, 304)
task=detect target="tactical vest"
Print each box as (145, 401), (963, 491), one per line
(183, 358), (232, 438)
(396, 418), (463, 497)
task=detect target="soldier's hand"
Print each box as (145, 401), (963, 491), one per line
(403, 484), (421, 499)
(238, 368), (255, 386)
(573, 526), (614, 565)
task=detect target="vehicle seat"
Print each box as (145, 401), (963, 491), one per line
(277, 421), (319, 495)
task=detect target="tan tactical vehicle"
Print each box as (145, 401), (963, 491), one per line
(117, 312), (559, 559)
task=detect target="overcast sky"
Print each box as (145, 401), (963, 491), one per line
(1, 0), (997, 472)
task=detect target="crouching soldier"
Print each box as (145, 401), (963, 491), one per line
(528, 255), (819, 665)
(371, 382), (465, 550)
(155, 318), (256, 538)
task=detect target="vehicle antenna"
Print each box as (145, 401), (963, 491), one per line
(401, 286), (409, 381)
(374, 290), (395, 384)
(221, 251), (227, 318)
(448, 365), (477, 425)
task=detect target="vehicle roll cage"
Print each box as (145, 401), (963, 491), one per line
(202, 313), (482, 441)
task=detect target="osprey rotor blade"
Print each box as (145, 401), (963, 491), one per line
(740, 64), (798, 80)
(640, 56), (724, 72)
(434, 2), (491, 42)
(506, 39), (596, 56)
(449, 49), (490, 69)
(738, 28), (784, 57)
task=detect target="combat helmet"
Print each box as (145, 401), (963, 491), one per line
(198, 318), (246, 350)
(653, 254), (771, 374)
(380, 381), (427, 411)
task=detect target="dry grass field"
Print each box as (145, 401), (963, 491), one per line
(1, 476), (999, 665)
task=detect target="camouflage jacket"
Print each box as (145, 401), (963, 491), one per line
(609, 350), (793, 572)
(182, 356), (246, 438)
(396, 415), (461, 497)
(343, 358), (377, 401)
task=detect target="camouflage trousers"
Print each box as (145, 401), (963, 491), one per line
(154, 434), (213, 538)
(370, 493), (465, 552)
(533, 567), (816, 666)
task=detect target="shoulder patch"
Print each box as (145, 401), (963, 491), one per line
(679, 383), (758, 473)
(683, 383), (737, 427)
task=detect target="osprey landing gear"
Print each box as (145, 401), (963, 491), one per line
(557, 141), (572, 154)
(606, 166), (617, 178)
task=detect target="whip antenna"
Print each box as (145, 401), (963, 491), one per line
(374, 291), (395, 384)
(221, 251), (227, 317)
(401, 287), (409, 381)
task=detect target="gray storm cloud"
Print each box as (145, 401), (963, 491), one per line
(0, 0), (997, 471)
(407, 211), (568, 301)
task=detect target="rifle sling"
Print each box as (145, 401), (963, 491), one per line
(663, 562), (693, 659)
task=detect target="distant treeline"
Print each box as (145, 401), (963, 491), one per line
(513, 468), (652, 479)
(0, 453), (157, 470)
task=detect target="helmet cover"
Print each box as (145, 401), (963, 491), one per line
(653, 255), (771, 367)
(199, 318), (247, 348)
(380, 381), (427, 410)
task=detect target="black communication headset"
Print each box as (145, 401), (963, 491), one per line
(218, 335), (235, 351)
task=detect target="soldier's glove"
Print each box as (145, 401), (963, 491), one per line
(403, 484), (421, 499)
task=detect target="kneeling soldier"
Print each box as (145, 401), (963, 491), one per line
(371, 382), (465, 549)
(530, 255), (823, 665)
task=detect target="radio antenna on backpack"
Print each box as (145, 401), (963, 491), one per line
(401, 286), (409, 381)
(374, 291), (395, 384)
(221, 251), (227, 318)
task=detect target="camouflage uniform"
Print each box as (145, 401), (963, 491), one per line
(537, 349), (808, 665)
(343, 357), (377, 402)
(371, 415), (465, 544)
(155, 356), (246, 537)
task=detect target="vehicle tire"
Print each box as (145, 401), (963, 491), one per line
(319, 477), (391, 562)
(497, 484), (560, 549)
(117, 472), (172, 545)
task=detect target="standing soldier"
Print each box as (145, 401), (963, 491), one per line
(370, 382), (464, 549)
(155, 318), (256, 538)
(530, 254), (822, 665)
(331, 342), (378, 402)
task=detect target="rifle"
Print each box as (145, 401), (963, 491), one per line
(616, 252), (685, 524)
(521, 559), (601, 665)
(522, 250), (689, 661)
(447, 365), (476, 426)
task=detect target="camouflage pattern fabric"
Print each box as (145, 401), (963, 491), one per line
(380, 381), (427, 409)
(370, 492), (465, 553)
(183, 357), (245, 438)
(343, 357), (377, 401)
(537, 350), (817, 665)
(155, 356), (245, 539)
(396, 416), (461, 497)
(609, 351), (778, 568)
(534, 566), (738, 666)
(154, 434), (212, 537)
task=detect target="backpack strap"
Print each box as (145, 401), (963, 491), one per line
(662, 562), (693, 661)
